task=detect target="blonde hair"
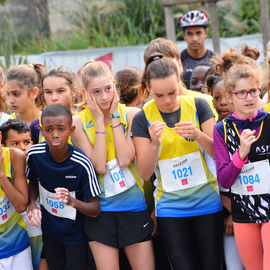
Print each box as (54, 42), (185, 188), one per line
(79, 60), (113, 108)
(81, 60), (112, 89)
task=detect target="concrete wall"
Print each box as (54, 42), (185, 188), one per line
(5, 33), (262, 74)
(0, 33), (264, 75)
(0, 0), (82, 38)
(0, 0), (49, 37)
(47, 0), (83, 37)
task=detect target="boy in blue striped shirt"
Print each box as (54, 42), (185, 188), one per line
(27, 104), (101, 270)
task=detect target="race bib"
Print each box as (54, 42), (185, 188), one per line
(104, 159), (136, 197)
(231, 160), (270, 195)
(39, 183), (76, 220)
(158, 152), (207, 192)
(0, 195), (15, 225)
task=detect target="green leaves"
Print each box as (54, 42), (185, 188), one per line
(0, 0), (267, 59)
(70, 0), (165, 48)
(217, 0), (267, 37)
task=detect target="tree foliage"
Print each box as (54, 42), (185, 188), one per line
(0, 0), (267, 58)
(69, 0), (165, 48)
(217, 0), (268, 37)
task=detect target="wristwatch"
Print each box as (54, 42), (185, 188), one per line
(109, 112), (121, 118)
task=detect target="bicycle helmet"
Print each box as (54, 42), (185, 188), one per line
(179, 10), (209, 29)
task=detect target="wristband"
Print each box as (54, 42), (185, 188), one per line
(109, 112), (121, 118)
(112, 123), (121, 129)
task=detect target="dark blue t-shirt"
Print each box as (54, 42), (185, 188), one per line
(26, 142), (101, 245)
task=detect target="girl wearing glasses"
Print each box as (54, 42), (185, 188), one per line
(213, 48), (270, 270)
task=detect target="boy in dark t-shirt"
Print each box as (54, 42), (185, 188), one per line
(27, 104), (101, 270)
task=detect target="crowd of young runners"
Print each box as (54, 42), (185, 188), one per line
(0, 9), (270, 270)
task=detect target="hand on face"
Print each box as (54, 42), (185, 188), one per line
(174, 121), (199, 140)
(85, 90), (104, 122)
(239, 129), (256, 160)
(109, 85), (119, 115)
(149, 121), (165, 148)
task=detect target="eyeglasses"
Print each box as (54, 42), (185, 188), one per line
(232, 88), (261, 99)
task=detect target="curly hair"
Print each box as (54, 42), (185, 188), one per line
(210, 46), (263, 93)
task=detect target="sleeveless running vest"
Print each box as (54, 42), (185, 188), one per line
(263, 103), (270, 113)
(223, 117), (270, 223)
(80, 103), (146, 212)
(0, 147), (29, 259)
(143, 96), (221, 217)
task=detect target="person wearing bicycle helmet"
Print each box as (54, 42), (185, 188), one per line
(179, 10), (214, 89)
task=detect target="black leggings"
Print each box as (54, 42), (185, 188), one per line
(157, 211), (223, 270)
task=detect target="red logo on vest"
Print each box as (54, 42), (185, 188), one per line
(181, 178), (188, 185)
(119, 181), (126, 188)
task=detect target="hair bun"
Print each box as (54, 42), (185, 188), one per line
(241, 43), (260, 61)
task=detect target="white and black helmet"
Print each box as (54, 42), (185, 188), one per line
(179, 10), (209, 29)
